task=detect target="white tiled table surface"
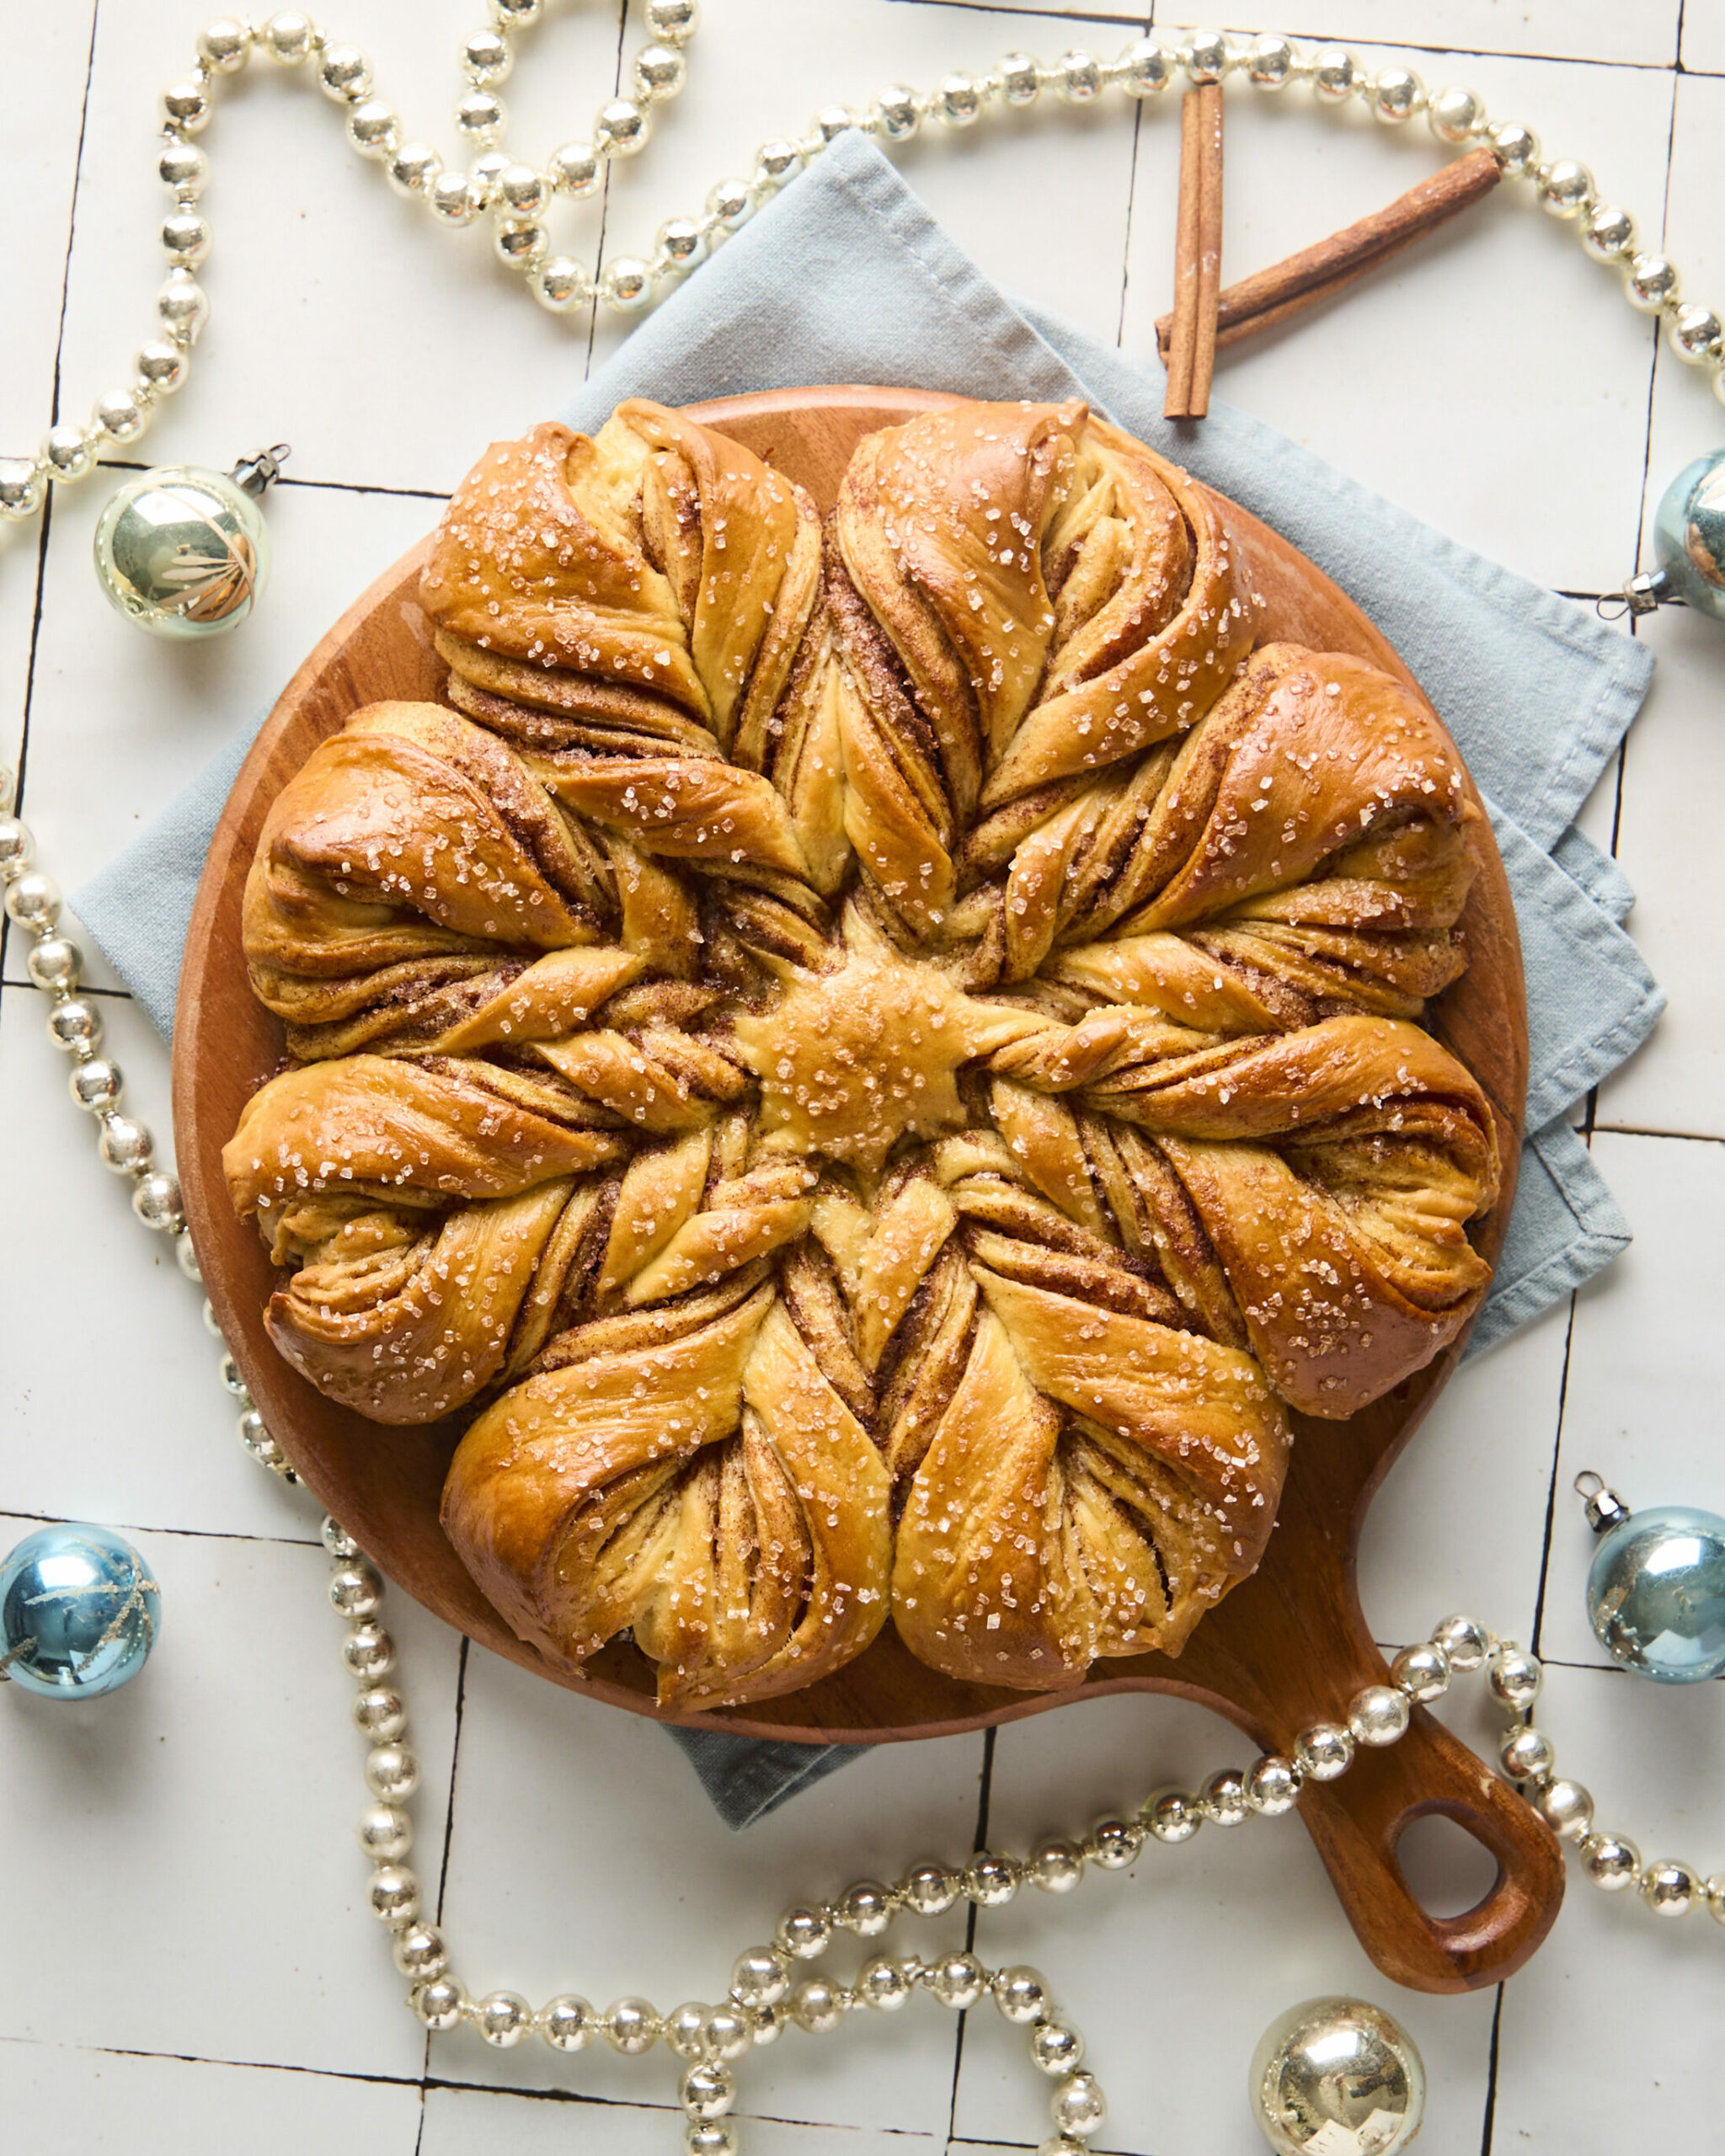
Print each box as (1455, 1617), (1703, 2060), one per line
(3, 5), (1722, 2152)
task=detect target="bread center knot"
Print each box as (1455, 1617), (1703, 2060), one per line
(734, 925), (1017, 1177)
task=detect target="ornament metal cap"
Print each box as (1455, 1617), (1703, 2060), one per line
(1573, 1470), (1632, 1534)
(231, 441), (291, 496)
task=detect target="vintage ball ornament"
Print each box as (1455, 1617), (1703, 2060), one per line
(1577, 1473), (1725, 1683)
(0, 1524), (162, 1700)
(93, 444), (287, 638)
(1250, 1996), (1426, 2155)
(1610, 448), (1725, 623)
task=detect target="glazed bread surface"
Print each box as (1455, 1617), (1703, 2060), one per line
(224, 396), (1499, 1706)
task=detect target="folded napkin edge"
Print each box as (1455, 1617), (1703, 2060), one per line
(1526, 990), (1668, 1131)
(1485, 799), (1666, 1126)
(789, 131), (1084, 401)
(1462, 1118), (1631, 1359)
(670, 1732), (855, 1828)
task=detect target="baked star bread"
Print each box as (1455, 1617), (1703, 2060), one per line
(223, 395), (1502, 1709)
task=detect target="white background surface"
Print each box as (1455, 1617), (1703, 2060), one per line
(3, 4), (1723, 2153)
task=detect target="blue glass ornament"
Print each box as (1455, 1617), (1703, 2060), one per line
(92, 443), (288, 639)
(0, 1524), (162, 1700)
(1611, 449), (1725, 623)
(1650, 451), (1725, 620)
(1576, 1475), (1725, 1684)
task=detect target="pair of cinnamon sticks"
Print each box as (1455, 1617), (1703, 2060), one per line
(1160, 100), (1502, 420)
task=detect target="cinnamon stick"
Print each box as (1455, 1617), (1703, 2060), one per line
(1162, 83), (1225, 420)
(1156, 145), (1501, 364)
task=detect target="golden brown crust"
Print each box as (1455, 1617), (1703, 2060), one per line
(227, 396), (1501, 1705)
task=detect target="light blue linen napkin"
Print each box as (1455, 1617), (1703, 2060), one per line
(75, 131), (1662, 1825)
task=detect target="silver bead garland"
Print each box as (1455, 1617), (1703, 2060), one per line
(5, 13), (1725, 2140)
(3, 10), (1725, 531)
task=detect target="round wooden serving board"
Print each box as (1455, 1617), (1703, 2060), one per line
(174, 386), (1557, 1994)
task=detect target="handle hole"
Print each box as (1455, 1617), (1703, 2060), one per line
(1395, 1812), (1503, 1920)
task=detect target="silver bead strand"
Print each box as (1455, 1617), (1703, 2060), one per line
(451, 0), (700, 314)
(1227, 29), (1725, 408)
(0, 766), (187, 1241)
(8, 17), (1725, 523)
(2, 761), (301, 1481)
(242, 1470), (1725, 2135)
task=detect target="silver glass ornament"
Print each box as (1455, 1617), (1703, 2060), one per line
(1250, 1996), (1426, 2155)
(93, 444), (288, 638)
(1607, 449), (1725, 623)
(1576, 1473), (1725, 1682)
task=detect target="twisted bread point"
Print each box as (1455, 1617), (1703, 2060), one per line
(420, 403), (824, 756)
(444, 1283), (891, 1709)
(227, 395), (1506, 1705)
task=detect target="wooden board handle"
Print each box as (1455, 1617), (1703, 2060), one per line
(1299, 1704), (1565, 1993)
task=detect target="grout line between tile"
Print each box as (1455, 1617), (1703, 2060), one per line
(893, 0), (1155, 24)
(2, 451), (56, 1011)
(1632, 67), (1685, 574)
(1210, 21), (1685, 72)
(968, 1729), (997, 1874)
(1529, 1289), (1581, 1659)
(943, 1726), (999, 2148)
(89, 458), (454, 505)
(582, 1), (632, 379)
(0, 2036), (980, 2136)
(0, 1503), (319, 1550)
(1370, 1638), (1686, 1679)
(420, 2071), (681, 2112)
(3, 2), (101, 997)
(0, 2030), (424, 2095)
(419, 1631), (470, 2089)
(0, 973), (132, 995)
(43, 0), (101, 439)
(432, 1635), (472, 1932)
(1114, 70), (1148, 348)
(1589, 1123), (1725, 1145)
(723, 2110), (950, 2143)
(899, 1), (1691, 72)
(1581, 696), (1630, 1131)
(1478, 1980), (1507, 2153)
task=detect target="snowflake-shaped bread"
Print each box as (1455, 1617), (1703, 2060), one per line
(225, 397), (1500, 1708)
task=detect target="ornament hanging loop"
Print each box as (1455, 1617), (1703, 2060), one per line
(1596, 569), (1676, 622)
(1573, 1470), (1632, 1533)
